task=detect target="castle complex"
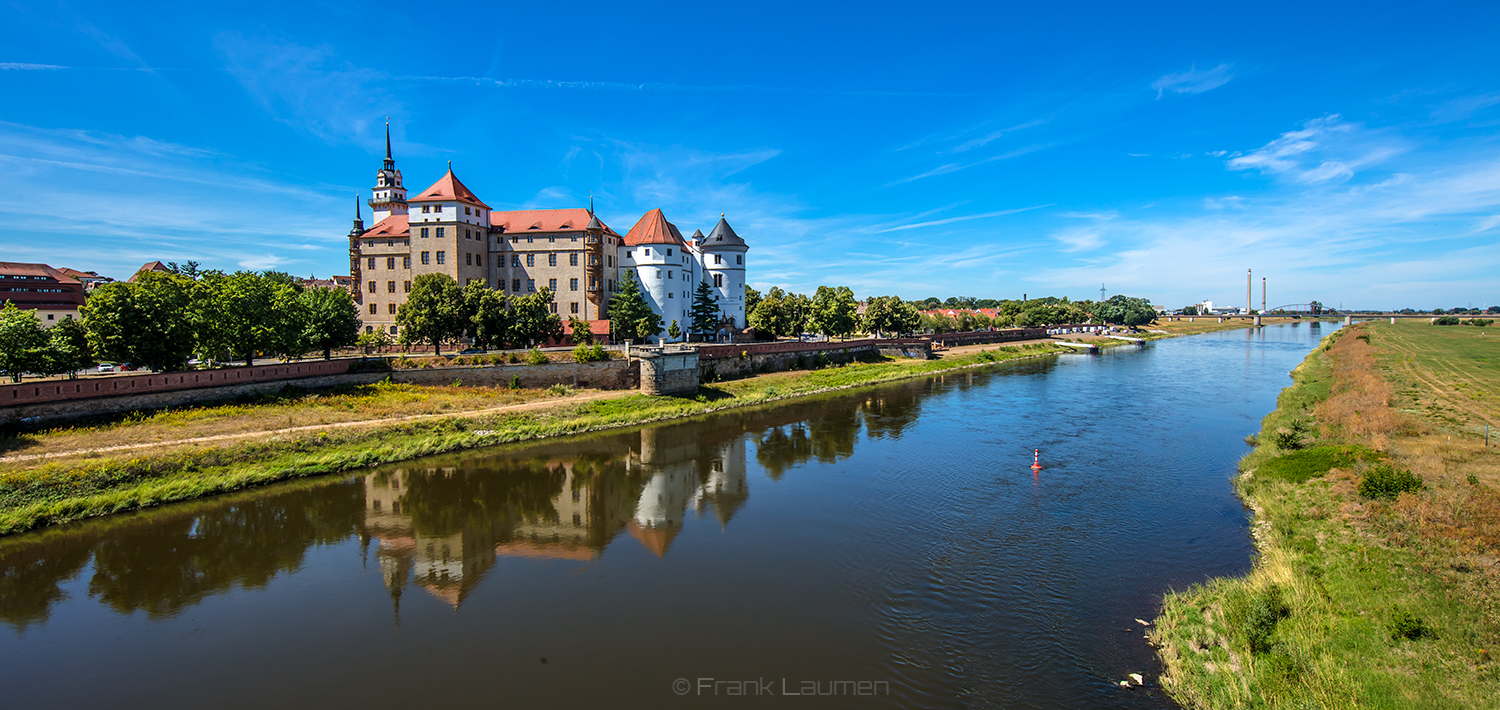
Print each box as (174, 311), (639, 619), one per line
(348, 126), (749, 342)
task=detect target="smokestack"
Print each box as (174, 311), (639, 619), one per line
(1262, 277), (1266, 314)
(1247, 269), (1253, 315)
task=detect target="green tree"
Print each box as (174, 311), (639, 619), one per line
(862, 295), (922, 337)
(356, 329), (391, 354)
(48, 315), (92, 376)
(748, 287), (788, 336)
(808, 286), (859, 339)
(568, 315), (593, 345)
(667, 319), (682, 341)
(1182, 305), (1199, 316)
(0, 302), (50, 382)
(510, 288), (564, 348)
(165, 260), (202, 279)
(743, 285), (763, 319)
(84, 272), (196, 372)
(300, 287), (360, 359)
(397, 273), (464, 355)
(1095, 295), (1157, 326)
(462, 281), (511, 350)
(689, 280), (720, 336)
(607, 270), (661, 343)
(193, 271), (282, 366)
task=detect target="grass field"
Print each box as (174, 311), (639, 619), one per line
(0, 343), (1063, 536)
(1153, 320), (1500, 709)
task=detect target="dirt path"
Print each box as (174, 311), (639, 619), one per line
(0, 389), (627, 464)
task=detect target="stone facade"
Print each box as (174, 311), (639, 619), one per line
(635, 347), (701, 396)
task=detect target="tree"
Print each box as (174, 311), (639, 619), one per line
(743, 285), (763, 320)
(397, 273), (464, 355)
(748, 287), (789, 337)
(0, 302), (50, 382)
(48, 315), (93, 376)
(667, 319), (682, 341)
(356, 329), (392, 354)
(85, 272), (196, 372)
(510, 288), (564, 348)
(1182, 305), (1198, 316)
(193, 271), (282, 366)
(862, 295), (921, 337)
(1095, 295), (1157, 327)
(1310, 300), (1325, 315)
(568, 315), (593, 345)
(607, 270), (661, 343)
(461, 281), (510, 350)
(165, 260), (202, 279)
(300, 287), (360, 360)
(689, 281), (720, 336)
(808, 286), (859, 339)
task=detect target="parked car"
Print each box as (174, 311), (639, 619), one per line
(97, 363), (115, 373)
(457, 348), (485, 355)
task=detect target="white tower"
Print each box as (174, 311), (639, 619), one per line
(368, 122), (408, 224)
(698, 215), (748, 330)
(620, 208), (691, 342)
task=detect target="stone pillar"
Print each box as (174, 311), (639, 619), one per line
(637, 346), (700, 395)
(1345, 316), (1352, 326)
(1254, 314), (1262, 326)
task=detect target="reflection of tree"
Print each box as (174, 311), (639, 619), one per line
(0, 548), (91, 630)
(861, 386), (924, 440)
(755, 425), (813, 480)
(397, 461), (566, 538)
(87, 483), (365, 619)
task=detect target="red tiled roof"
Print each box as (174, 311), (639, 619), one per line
(128, 261), (171, 282)
(0, 262), (79, 283)
(489, 208), (619, 236)
(364, 214), (410, 238)
(408, 168), (492, 210)
(622, 208), (685, 247)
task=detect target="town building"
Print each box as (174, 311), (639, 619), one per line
(56, 267), (114, 292)
(348, 126), (749, 343)
(0, 262), (85, 326)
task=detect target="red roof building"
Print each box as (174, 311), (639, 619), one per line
(0, 262), (86, 326)
(408, 167), (491, 210)
(622, 208), (687, 246)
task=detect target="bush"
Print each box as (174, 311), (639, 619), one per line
(1464, 318), (1494, 327)
(1434, 316), (1460, 325)
(572, 343), (608, 363)
(1358, 464), (1424, 500)
(546, 384), (572, 396)
(526, 348), (548, 365)
(507, 352), (521, 364)
(1388, 609), (1432, 640)
(1227, 584), (1290, 655)
(508, 375), (520, 390)
(1259, 445), (1375, 483)
(1271, 419), (1312, 450)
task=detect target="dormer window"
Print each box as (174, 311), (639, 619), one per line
(643, 248), (651, 256)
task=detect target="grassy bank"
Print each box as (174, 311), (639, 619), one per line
(0, 343), (1063, 536)
(1153, 321), (1500, 709)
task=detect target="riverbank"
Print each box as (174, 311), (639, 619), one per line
(1152, 321), (1500, 708)
(0, 343), (1064, 536)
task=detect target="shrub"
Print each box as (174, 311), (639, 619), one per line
(1271, 419), (1312, 450)
(572, 343), (608, 363)
(1259, 445), (1376, 483)
(508, 375), (520, 390)
(1468, 473), (1480, 486)
(1227, 584), (1290, 655)
(1434, 316), (1460, 325)
(507, 352), (521, 364)
(546, 384), (572, 396)
(1464, 318), (1494, 327)
(526, 349), (548, 365)
(1358, 464), (1424, 500)
(1388, 609), (1432, 640)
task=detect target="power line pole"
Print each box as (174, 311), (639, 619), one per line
(1099, 284), (1107, 301)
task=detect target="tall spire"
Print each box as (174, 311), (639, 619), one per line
(355, 193), (362, 221)
(382, 119), (394, 172)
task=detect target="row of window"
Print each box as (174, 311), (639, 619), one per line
(366, 298), (585, 316)
(0, 287), (68, 292)
(418, 204), (480, 216)
(364, 239), (409, 247)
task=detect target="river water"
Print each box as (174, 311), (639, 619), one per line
(0, 322), (1336, 709)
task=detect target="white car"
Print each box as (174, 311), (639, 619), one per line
(97, 364), (115, 372)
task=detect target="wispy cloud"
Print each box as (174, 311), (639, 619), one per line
(0, 63), (66, 70)
(949, 118), (1048, 154)
(873, 205), (1051, 233)
(215, 33), (396, 145)
(396, 74), (975, 99)
(1151, 64), (1234, 99)
(1226, 114), (1404, 184)
(886, 144), (1051, 186)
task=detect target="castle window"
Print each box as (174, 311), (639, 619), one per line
(512, 255), (521, 267)
(367, 281), (376, 293)
(548, 253), (557, 267)
(666, 248), (673, 256)
(714, 273), (723, 288)
(387, 239), (395, 247)
(549, 301), (557, 314)
(607, 255), (613, 267)
(476, 254), (483, 266)
(421, 252), (430, 265)
(526, 254), (535, 267)
(388, 303), (396, 314)
(436, 251), (446, 264)
(569, 278), (578, 291)
(466, 253), (472, 266)
(433, 204), (442, 212)
(403, 281), (411, 293)
(512, 279), (521, 291)
(390, 326), (397, 335)
(421, 227), (429, 238)
(643, 249), (650, 257)
(422, 205), (430, 213)
(369, 303), (377, 314)
(668, 270), (674, 279)
(571, 236), (578, 242)
(387, 281), (396, 293)
(386, 257), (395, 270)
(403, 256), (411, 269)
(527, 279), (535, 292)
(625, 251), (632, 259)
(608, 279), (614, 291)
(714, 254), (722, 264)
(569, 253), (578, 267)
(548, 278), (557, 291)
(465, 206), (471, 215)
(736, 255), (742, 265)
(570, 302), (579, 314)
(368, 257), (376, 269)
(365, 325), (373, 333)
(526, 236), (533, 243)
(436, 227), (445, 238)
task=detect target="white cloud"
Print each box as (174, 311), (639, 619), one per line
(873, 205), (1052, 233)
(215, 33), (396, 145)
(1226, 115), (1404, 184)
(1152, 64), (1234, 99)
(0, 63), (67, 70)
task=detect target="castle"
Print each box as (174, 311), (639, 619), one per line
(348, 126), (749, 343)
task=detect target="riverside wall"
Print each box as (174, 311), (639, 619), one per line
(697, 338), (935, 381)
(0, 360), (638, 427)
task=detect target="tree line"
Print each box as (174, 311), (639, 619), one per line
(0, 267), (361, 380)
(918, 294), (1157, 332)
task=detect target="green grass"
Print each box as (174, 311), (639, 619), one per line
(0, 344), (1063, 536)
(1153, 326), (1500, 710)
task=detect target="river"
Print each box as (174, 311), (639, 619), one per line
(0, 322), (1337, 708)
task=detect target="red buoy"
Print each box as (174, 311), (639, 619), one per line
(1031, 449), (1042, 470)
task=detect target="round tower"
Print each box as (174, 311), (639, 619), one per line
(699, 215), (748, 329)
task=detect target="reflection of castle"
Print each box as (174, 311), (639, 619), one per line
(361, 424), (751, 612)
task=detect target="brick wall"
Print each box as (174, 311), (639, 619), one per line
(1, 361), (356, 407)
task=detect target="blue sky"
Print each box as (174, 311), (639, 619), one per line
(2, 0), (1498, 310)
